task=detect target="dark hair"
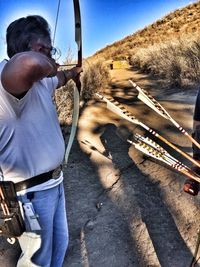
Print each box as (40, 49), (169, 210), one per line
(6, 15), (51, 58)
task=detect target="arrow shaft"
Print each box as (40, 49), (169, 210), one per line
(138, 120), (200, 168)
(128, 138), (200, 183)
(131, 81), (200, 150)
(135, 134), (190, 171)
(97, 93), (200, 168)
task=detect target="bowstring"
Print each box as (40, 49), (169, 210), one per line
(52, 0), (61, 46)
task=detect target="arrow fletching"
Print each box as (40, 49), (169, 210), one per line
(130, 80), (200, 150)
(96, 92), (200, 168)
(128, 134), (200, 183)
(134, 134), (189, 171)
(129, 80), (171, 120)
(95, 93), (139, 125)
(96, 92), (200, 182)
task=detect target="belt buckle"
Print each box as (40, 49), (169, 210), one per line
(52, 166), (62, 179)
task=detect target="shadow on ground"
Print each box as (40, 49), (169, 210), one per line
(63, 122), (194, 267)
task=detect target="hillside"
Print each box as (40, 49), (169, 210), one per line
(91, 1), (200, 61)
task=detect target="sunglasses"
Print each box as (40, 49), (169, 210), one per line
(29, 41), (62, 60)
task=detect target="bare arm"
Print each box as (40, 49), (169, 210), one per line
(56, 67), (83, 89)
(1, 51), (57, 97)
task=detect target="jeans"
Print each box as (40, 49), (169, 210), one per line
(17, 182), (68, 267)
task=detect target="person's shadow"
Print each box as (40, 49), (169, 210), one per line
(98, 123), (193, 267)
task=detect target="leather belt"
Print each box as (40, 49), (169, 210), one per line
(15, 166), (62, 192)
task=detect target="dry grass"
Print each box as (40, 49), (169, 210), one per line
(87, 1), (200, 90)
(54, 60), (110, 124)
(81, 60), (110, 100)
(54, 81), (74, 125)
(54, 1), (200, 123)
(130, 35), (200, 88)
(91, 1), (200, 61)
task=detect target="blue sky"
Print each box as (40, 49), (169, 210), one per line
(0, 0), (196, 64)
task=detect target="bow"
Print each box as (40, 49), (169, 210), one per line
(73, 0), (82, 75)
(64, 0), (82, 164)
(129, 80), (200, 150)
(95, 93), (200, 169)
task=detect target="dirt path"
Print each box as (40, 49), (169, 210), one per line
(0, 68), (199, 267)
(64, 68), (200, 267)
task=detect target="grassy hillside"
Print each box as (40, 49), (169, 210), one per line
(91, 1), (200, 61)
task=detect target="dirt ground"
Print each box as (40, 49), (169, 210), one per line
(0, 68), (200, 267)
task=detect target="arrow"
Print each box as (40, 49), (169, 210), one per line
(96, 93), (200, 168)
(128, 134), (200, 183)
(130, 80), (200, 150)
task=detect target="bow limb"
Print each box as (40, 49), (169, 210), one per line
(64, 0), (82, 164)
(73, 0), (82, 92)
